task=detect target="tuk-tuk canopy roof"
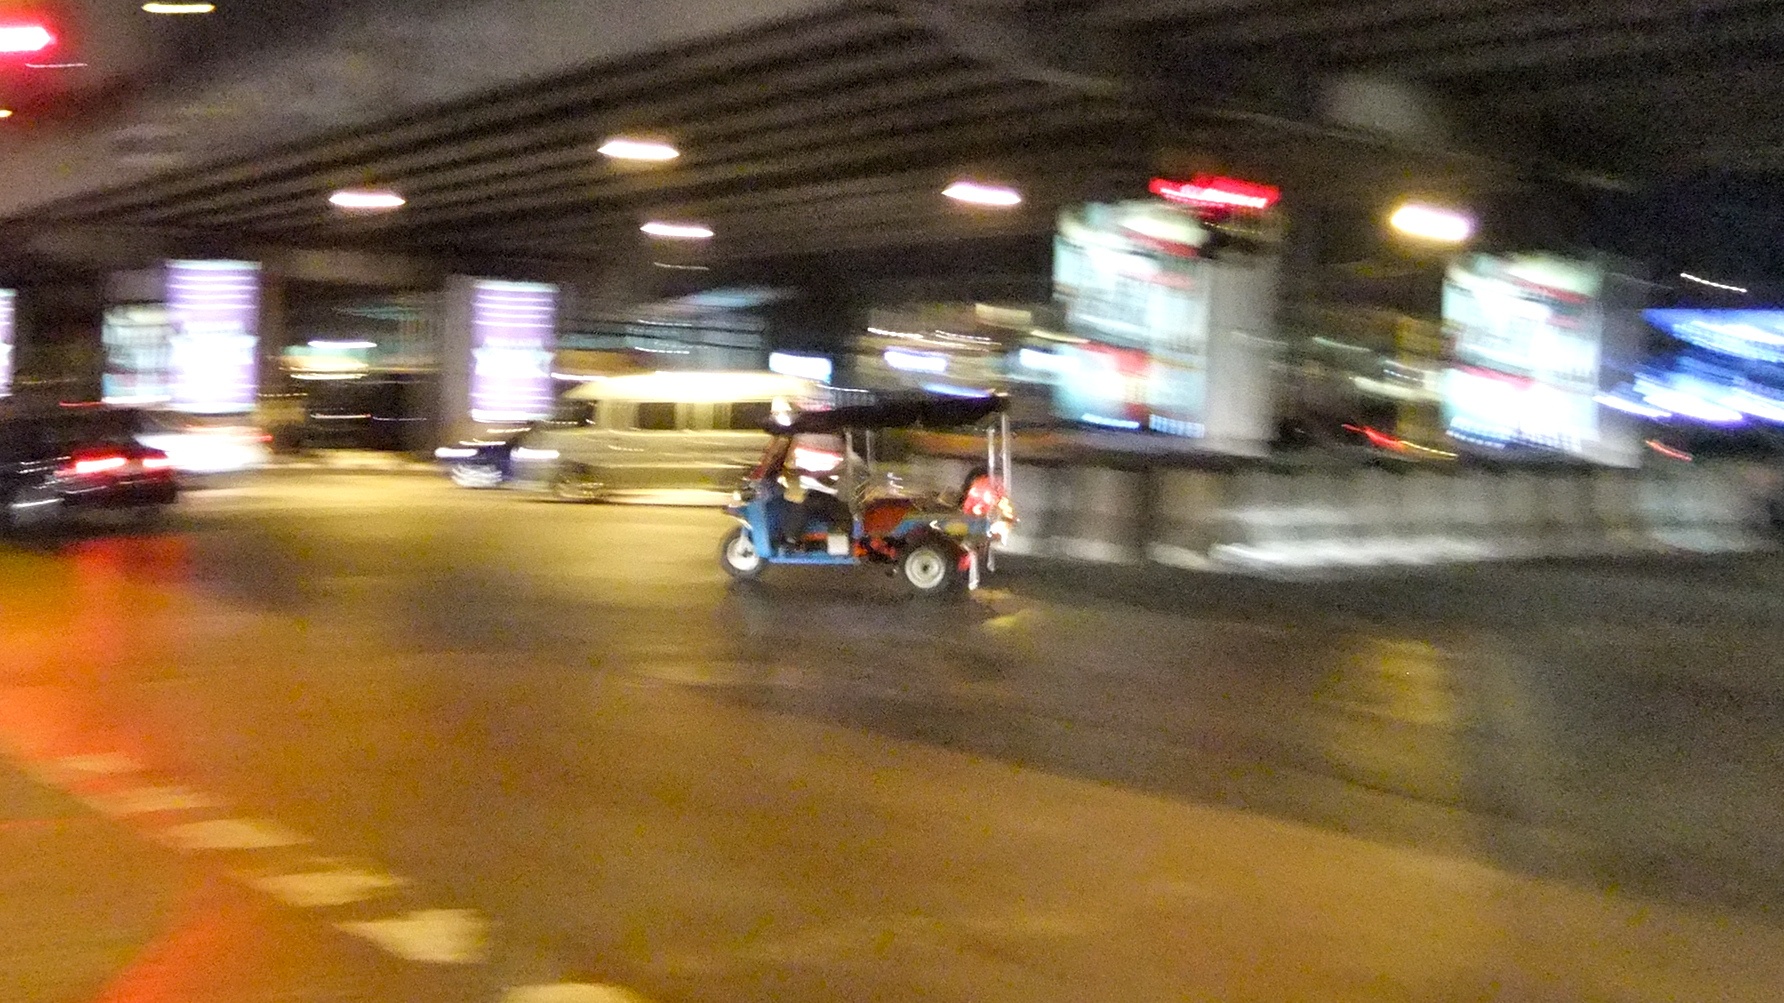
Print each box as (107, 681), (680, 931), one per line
(768, 392), (1007, 434)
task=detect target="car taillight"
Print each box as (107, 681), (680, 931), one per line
(67, 454), (128, 476)
(141, 454), (175, 471)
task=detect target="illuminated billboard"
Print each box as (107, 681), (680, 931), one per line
(102, 304), (175, 405)
(167, 260), (261, 413)
(0, 290), (13, 397)
(469, 280), (556, 423)
(1053, 202), (1212, 435)
(1441, 254), (1605, 455)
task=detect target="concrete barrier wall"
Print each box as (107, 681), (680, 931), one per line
(949, 457), (1778, 576)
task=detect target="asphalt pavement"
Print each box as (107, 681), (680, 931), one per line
(5, 470), (1784, 1001)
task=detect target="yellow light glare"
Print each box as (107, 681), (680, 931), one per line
(640, 221), (713, 239)
(598, 138), (679, 161)
(944, 181), (1022, 207)
(329, 189), (406, 211)
(0, 109), (14, 119)
(1389, 203), (1473, 243)
(142, 2), (217, 12)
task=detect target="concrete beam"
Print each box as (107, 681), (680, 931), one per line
(0, 0), (840, 220)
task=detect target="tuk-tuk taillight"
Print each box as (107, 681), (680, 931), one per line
(964, 476), (1006, 517)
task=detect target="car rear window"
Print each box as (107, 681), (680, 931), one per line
(634, 402), (678, 431)
(722, 401), (774, 431)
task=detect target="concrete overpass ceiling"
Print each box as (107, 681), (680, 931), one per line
(9, 3), (1150, 266)
(1075, 0), (1784, 180)
(6, 0), (1784, 273)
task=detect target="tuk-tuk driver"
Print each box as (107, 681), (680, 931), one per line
(772, 458), (846, 550)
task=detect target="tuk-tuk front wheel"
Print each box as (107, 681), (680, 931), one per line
(720, 525), (766, 581)
(900, 540), (962, 597)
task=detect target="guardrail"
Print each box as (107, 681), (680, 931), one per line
(907, 455), (1780, 575)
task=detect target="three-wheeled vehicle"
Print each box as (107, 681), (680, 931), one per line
(718, 392), (1015, 596)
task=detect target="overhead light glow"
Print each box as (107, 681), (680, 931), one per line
(0, 24), (54, 52)
(329, 189), (406, 211)
(640, 221), (713, 239)
(308, 339), (377, 349)
(25, 61), (85, 69)
(0, 110), (13, 120)
(1679, 272), (1748, 294)
(1389, 203), (1474, 243)
(142, 2), (215, 12)
(943, 181), (1022, 207)
(1150, 175), (1279, 211)
(598, 138), (679, 161)
(883, 348), (949, 374)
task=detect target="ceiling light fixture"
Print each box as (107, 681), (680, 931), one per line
(599, 138), (679, 161)
(641, 221), (713, 239)
(329, 189), (406, 211)
(142, 2), (216, 13)
(0, 110), (14, 120)
(943, 181), (1022, 207)
(1388, 202), (1473, 244)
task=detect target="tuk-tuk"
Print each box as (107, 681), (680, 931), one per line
(719, 393), (1015, 596)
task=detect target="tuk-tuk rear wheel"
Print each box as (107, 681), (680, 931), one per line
(900, 540), (961, 597)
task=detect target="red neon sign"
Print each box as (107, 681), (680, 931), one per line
(1150, 175), (1280, 211)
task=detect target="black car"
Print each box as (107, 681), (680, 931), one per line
(0, 407), (178, 534)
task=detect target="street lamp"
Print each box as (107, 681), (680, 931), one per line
(944, 181), (1022, 207)
(329, 189), (406, 211)
(1389, 202), (1473, 243)
(599, 138), (680, 161)
(641, 221), (713, 239)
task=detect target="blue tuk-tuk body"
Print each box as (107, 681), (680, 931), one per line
(719, 393), (1013, 596)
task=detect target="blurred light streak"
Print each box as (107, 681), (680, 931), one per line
(1641, 387), (1744, 424)
(1079, 412), (1140, 430)
(434, 447), (479, 459)
(142, 2), (215, 12)
(1389, 203), (1473, 243)
(513, 447), (559, 461)
(640, 222), (712, 239)
(943, 181), (1021, 207)
(1680, 272), (1747, 293)
(1645, 439), (1693, 461)
(920, 383), (992, 397)
(598, 138), (679, 161)
(652, 262), (709, 271)
(0, 25), (54, 53)
(0, 110), (13, 119)
(1018, 347), (1077, 373)
(308, 339), (376, 349)
(883, 348), (948, 374)
(1595, 393), (1671, 419)
(25, 61), (85, 68)
(768, 352), (832, 383)
(329, 189), (405, 211)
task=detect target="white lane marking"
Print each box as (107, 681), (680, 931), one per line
(84, 785), (222, 816)
(504, 986), (657, 1003)
(249, 863), (409, 908)
(58, 752), (144, 775)
(336, 908), (489, 965)
(159, 818), (313, 851)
